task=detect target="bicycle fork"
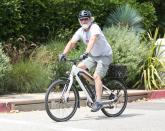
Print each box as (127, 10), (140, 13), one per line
(61, 76), (74, 102)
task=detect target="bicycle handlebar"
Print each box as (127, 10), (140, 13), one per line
(63, 57), (84, 65)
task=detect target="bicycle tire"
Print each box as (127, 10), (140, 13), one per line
(45, 79), (79, 122)
(101, 79), (127, 117)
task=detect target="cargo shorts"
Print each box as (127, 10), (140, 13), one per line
(82, 55), (112, 78)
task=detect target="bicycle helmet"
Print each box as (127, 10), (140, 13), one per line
(78, 10), (92, 19)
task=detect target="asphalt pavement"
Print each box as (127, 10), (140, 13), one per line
(0, 99), (165, 131)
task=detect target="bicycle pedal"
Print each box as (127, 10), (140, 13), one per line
(86, 101), (92, 108)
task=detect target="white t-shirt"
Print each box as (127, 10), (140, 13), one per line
(72, 23), (112, 56)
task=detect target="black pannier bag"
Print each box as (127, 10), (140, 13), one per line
(107, 64), (128, 80)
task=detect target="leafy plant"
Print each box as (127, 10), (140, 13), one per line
(0, 43), (11, 94)
(103, 26), (147, 87)
(135, 2), (157, 31)
(0, 0), (22, 41)
(3, 35), (37, 64)
(137, 0), (165, 35)
(30, 45), (54, 67)
(0, 44), (11, 77)
(7, 61), (51, 93)
(0, 0), (156, 42)
(49, 40), (85, 79)
(105, 4), (144, 33)
(135, 28), (165, 90)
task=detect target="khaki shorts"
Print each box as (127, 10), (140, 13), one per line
(82, 55), (112, 78)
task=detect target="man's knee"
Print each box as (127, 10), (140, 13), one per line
(93, 73), (102, 81)
(77, 62), (87, 69)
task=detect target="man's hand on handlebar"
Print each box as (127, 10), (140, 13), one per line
(59, 53), (66, 61)
(80, 52), (88, 60)
(59, 52), (88, 63)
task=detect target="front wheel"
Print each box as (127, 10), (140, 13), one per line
(45, 79), (79, 122)
(101, 79), (128, 117)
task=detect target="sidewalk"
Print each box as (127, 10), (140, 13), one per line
(0, 90), (165, 112)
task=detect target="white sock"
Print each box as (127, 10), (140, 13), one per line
(96, 98), (101, 103)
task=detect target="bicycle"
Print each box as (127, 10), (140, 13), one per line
(45, 57), (128, 122)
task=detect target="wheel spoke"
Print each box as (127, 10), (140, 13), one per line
(45, 80), (78, 122)
(101, 80), (127, 117)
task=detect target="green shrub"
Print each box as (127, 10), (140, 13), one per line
(135, 2), (157, 31)
(103, 26), (147, 86)
(30, 45), (54, 69)
(30, 40), (67, 80)
(3, 35), (37, 64)
(135, 28), (165, 90)
(44, 40), (66, 62)
(7, 61), (51, 93)
(0, 44), (11, 77)
(30, 39), (86, 80)
(0, 0), (22, 41)
(105, 4), (144, 33)
(46, 40), (85, 79)
(52, 41), (86, 79)
(0, 43), (11, 94)
(0, 0), (156, 42)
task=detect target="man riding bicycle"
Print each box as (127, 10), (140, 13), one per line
(59, 10), (112, 112)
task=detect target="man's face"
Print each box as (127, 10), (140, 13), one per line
(79, 17), (92, 30)
(79, 17), (90, 24)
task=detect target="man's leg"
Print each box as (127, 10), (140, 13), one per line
(91, 62), (109, 112)
(77, 62), (87, 69)
(90, 72), (103, 112)
(93, 73), (102, 102)
(77, 56), (95, 69)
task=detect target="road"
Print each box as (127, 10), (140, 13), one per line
(0, 99), (165, 131)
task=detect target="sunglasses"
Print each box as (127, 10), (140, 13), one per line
(79, 17), (89, 21)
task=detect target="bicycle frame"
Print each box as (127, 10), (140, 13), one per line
(63, 64), (112, 104)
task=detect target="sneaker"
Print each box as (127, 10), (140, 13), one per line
(91, 101), (103, 112)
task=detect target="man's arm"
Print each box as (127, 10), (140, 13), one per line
(63, 38), (77, 55)
(85, 34), (98, 53)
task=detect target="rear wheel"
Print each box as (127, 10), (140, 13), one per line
(45, 79), (79, 122)
(101, 79), (127, 117)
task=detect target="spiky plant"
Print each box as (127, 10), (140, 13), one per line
(134, 28), (165, 90)
(105, 4), (144, 33)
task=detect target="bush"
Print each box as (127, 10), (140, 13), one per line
(103, 26), (147, 87)
(0, 0), (22, 41)
(0, 0), (157, 42)
(44, 40), (85, 79)
(135, 29), (165, 90)
(105, 4), (144, 33)
(3, 35), (37, 64)
(135, 2), (157, 31)
(30, 45), (54, 68)
(0, 39), (87, 94)
(6, 61), (51, 93)
(0, 44), (11, 77)
(30, 39), (86, 80)
(0, 43), (11, 94)
(30, 40), (66, 79)
(53, 41), (86, 79)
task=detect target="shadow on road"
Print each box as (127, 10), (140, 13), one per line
(67, 113), (143, 122)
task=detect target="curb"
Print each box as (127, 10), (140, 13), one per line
(147, 90), (165, 99)
(0, 103), (12, 112)
(0, 90), (165, 113)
